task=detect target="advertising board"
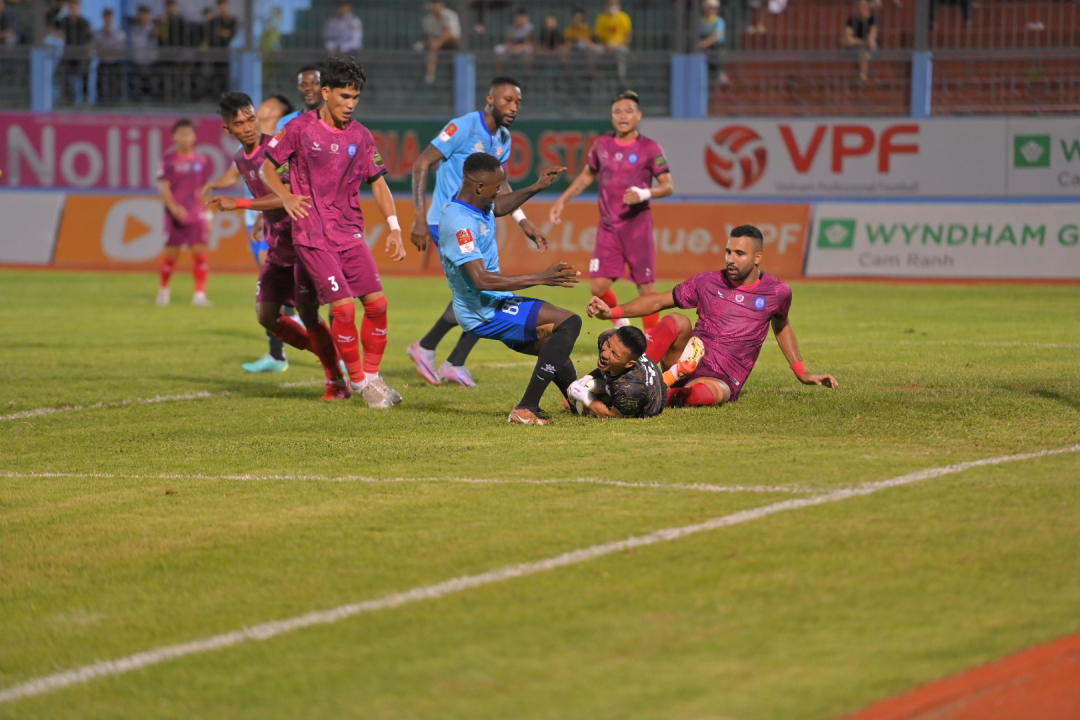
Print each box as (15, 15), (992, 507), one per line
(806, 203), (1080, 279)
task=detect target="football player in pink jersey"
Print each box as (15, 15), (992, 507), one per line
(549, 90), (674, 333)
(206, 92), (350, 400)
(261, 56), (408, 409)
(156, 119), (214, 306)
(587, 224), (838, 407)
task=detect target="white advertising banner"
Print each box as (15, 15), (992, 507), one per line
(1005, 117), (1080, 197)
(644, 117), (1080, 199)
(806, 203), (1080, 279)
(0, 191), (65, 265)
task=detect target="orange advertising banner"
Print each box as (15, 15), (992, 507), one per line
(49, 195), (809, 281)
(362, 200), (810, 282)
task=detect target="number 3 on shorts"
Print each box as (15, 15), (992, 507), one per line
(589, 258), (599, 273)
(328, 275), (339, 291)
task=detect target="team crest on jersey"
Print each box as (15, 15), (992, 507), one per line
(456, 228), (476, 254)
(347, 144), (358, 157)
(330, 143), (340, 154)
(735, 294), (745, 303)
(628, 153), (638, 164)
(615, 152), (624, 161)
(754, 296), (767, 310)
(479, 222), (489, 235)
(268, 128), (285, 148)
(248, 170), (256, 179)
(473, 140), (485, 152)
(439, 123), (458, 143)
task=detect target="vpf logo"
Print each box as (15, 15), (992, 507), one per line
(704, 125), (767, 190)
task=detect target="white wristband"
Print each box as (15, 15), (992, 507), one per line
(387, 215), (401, 231)
(632, 187), (652, 202)
(511, 208), (527, 223)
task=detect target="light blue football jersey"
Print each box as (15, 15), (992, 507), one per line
(276, 110), (304, 132)
(438, 199), (514, 331)
(426, 111), (512, 226)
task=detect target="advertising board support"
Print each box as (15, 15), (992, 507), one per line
(911, 52), (932, 120)
(30, 48), (54, 113)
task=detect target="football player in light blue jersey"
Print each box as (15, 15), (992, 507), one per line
(275, 65), (323, 133)
(408, 76), (550, 388)
(439, 152), (580, 425)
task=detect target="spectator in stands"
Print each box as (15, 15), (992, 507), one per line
(93, 8), (125, 103)
(56, 0), (93, 104)
(156, 0), (194, 100)
(206, 0), (237, 98)
(699, 0), (729, 89)
(470, 0), (509, 35)
(564, 7), (596, 52)
(420, 0), (460, 85)
(0, 0), (19, 46)
(130, 4), (157, 100)
(197, 6), (215, 48)
(929, 0), (972, 31)
(844, 0), (878, 83)
(324, 2), (362, 53)
(594, 0), (631, 84)
(495, 8), (534, 70)
(538, 13), (561, 52)
(742, 0), (765, 35)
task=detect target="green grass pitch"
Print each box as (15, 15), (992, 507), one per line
(1, 269), (1078, 719)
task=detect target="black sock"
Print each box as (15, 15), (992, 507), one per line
(419, 302), (458, 351)
(518, 314), (582, 409)
(553, 358), (578, 399)
(446, 332), (480, 366)
(267, 329), (286, 361)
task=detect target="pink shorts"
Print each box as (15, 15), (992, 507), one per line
(256, 260), (296, 307)
(295, 243), (382, 305)
(590, 212), (655, 285)
(165, 214), (209, 247)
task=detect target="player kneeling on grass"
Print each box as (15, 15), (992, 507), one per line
(206, 92), (350, 401)
(439, 153), (580, 425)
(588, 224), (839, 407)
(566, 326), (665, 419)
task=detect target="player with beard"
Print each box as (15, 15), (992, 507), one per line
(587, 224), (839, 407)
(276, 64), (323, 131)
(407, 77), (549, 388)
(566, 325), (665, 419)
(206, 92), (349, 399)
(261, 56), (407, 409)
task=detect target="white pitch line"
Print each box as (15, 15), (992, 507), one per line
(0, 471), (811, 495)
(898, 340), (1080, 349)
(0, 392), (226, 422)
(1, 444), (1077, 706)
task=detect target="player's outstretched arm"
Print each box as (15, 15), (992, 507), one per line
(410, 144), (446, 251)
(463, 258), (579, 292)
(259, 159), (308, 220)
(588, 290), (676, 320)
(208, 192), (304, 213)
(201, 165), (240, 201)
(371, 176), (406, 262)
(492, 166), (566, 217)
(772, 316), (839, 389)
(549, 166), (597, 224)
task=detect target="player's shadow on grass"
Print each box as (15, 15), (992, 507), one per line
(1027, 388), (1080, 413)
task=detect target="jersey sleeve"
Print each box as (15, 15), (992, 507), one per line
(499, 131), (512, 166)
(360, 128), (389, 185)
(773, 284), (793, 322)
(265, 125), (298, 168)
(275, 111), (298, 133)
(672, 273), (703, 309)
(155, 159), (171, 183)
(587, 137), (602, 172)
(200, 157), (214, 185)
(651, 142), (670, 179)
(440, 215), (484, 267)
(430, 117), (469, 160)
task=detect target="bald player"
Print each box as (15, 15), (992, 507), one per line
(587, 224), (838, 407)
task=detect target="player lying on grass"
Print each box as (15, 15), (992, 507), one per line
(439, 152), (580, 425)
(261, 55), (408, 409)
(206, 92), (350, 400)
(588, 224), (839, 407)
(565, 326), (665, 419)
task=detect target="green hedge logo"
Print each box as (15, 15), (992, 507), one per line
(1014, 135), (1051, 168)
(818, 219), (856, 249)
